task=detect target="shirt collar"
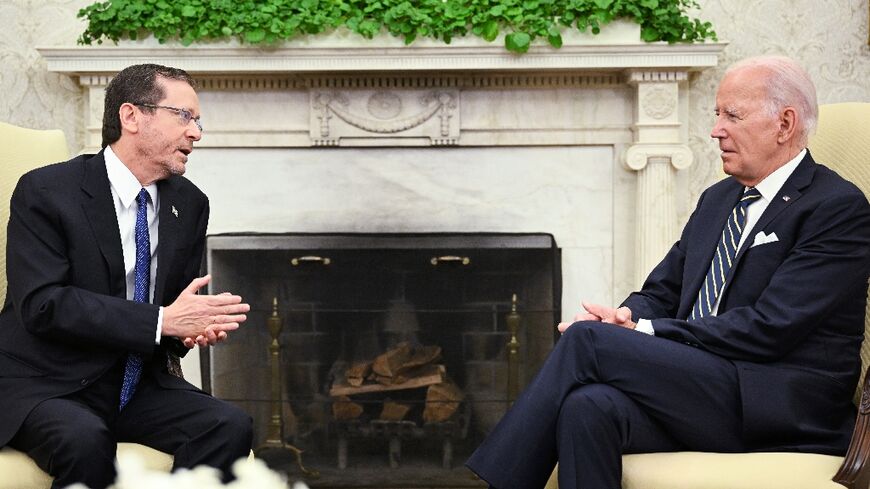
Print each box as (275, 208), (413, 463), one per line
(104, 145), (157, 208)
(751, 148), (806, 201)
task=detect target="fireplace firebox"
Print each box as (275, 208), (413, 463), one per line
(204, 233), (560, 488)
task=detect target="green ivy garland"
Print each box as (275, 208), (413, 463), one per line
(77, 0), (717, 54)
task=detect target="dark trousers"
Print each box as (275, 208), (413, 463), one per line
(466, 321), (746, 489)
(9, 363), (253, 489)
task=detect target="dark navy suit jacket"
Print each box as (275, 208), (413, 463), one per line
(622, 151), (870, 454)
(0, 151), (209, 447)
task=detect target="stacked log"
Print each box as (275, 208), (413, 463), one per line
(329, 342), (463, 424)
(423, 380), (464, 423)
(332, 395), (364, 421)
(379, 400), (413, 421)
(345, 362), (371, 387)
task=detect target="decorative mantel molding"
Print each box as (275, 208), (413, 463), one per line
(38, 30), (726, 288)
(39, 21), (724, 75)
(38, 41), (724, 74)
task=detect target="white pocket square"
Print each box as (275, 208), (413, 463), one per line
(751, 231), (779, 248)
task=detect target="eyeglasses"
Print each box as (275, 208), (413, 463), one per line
(133, 103), (203, 132)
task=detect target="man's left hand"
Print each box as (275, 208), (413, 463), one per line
(182, 328), (228, 348)
(583, 302), (636, 330)
(558, 302), (637, 332)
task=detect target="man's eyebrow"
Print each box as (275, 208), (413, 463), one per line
(714, 105), (743, 117)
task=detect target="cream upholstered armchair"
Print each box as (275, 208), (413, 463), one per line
(0, 122), (70, 305)
(0, 122), (175, 488)
(546, 103), (870, 489)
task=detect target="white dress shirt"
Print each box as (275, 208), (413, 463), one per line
(635, 149), (806, 335)
(104, 146), (163, 343)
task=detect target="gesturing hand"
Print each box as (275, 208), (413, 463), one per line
(163, 275), (250, 348)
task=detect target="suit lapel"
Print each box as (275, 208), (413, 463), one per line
(154, 179), (181, 304)
(80, 152), (126, 297)
(732, 153), (815, 265)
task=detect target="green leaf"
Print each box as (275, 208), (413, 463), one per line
(640, 26), (660, 42)
(640, 0), (659, 8)
(180, 5), (196, 17)
(504, 31), (530, 53)
(481, 19), (499, 41)
(245, 28), (266, 43)
(547, 27), (562, 48)
(358, 19), (380, 37)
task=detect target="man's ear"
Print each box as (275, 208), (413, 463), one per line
(118, 102), (141, 135)
(777, 106), (798, 143)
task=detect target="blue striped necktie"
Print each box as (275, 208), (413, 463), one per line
(690, 188), (762, 320)
(120, 188), (150, 410)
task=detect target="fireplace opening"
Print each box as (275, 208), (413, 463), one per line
(205, 233), (561, 487)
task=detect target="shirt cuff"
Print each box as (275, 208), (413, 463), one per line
(156, 306), (164, 344)
(635, 318), (655, 335)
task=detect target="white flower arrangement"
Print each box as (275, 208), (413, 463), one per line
(65, 453), (309, 489)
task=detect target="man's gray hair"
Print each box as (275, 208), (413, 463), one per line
(727, 55), (818, 145)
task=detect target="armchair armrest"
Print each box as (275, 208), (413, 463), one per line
(833, 364), (870, 488)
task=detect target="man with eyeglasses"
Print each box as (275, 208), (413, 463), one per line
(0, 64), (253, 488)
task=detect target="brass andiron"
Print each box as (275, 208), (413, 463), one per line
(506, 293), (521, 403)
(254, 297), (319, 478)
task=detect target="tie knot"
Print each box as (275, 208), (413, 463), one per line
(136, 188), (149, 206)
(740, 187), (761, 206)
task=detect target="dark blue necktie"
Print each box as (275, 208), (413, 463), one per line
(120, 188), (150, 410)
(690, 188), (762, 320)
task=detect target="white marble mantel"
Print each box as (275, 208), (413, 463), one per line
(40, 21), (722, 73)
(38, 25), (726, 317)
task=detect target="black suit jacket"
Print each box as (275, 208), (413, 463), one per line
(622, 151), (870, 454)
(0, 151), (209, 446)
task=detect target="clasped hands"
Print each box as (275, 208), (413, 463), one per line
(162, 275), (250, 348)
(557, 301), (636, 334)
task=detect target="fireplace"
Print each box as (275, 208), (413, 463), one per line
(206, 233), (560, 486)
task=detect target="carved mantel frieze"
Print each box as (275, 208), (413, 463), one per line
(310, 89), (459, 146)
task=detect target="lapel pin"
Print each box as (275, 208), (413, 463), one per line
(782, 195), (791, 202)
(171, 205), (179, 218)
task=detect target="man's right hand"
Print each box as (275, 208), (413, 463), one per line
(163, 275), (250, 347)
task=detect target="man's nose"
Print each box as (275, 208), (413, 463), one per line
(187, 124), (202, 141)
(710, 118), (726, 139)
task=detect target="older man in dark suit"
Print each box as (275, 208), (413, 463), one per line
(467, 55), (870, 488)
(0, 64), (253, 489)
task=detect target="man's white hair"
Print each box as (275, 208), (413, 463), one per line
(726, 55), (818, 145)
